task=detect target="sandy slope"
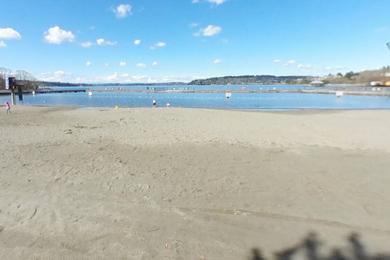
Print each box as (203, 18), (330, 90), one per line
(0, 106), (390, 259)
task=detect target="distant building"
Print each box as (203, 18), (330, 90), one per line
(370, 81), (383, 86)
(0, 76), (4, 90)
(310, 80), (325, 86)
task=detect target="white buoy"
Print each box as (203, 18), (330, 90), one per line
(166, 102), (171, 107)
(88, 91), (93, 96)
(225, 92), (232, 99)
(336, 91), (344, 97)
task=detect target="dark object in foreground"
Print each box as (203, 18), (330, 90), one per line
(250, 233), (390, 260)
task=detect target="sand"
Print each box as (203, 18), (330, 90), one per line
(0, 106), (390, 259)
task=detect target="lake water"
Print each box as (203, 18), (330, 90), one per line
(2, 85), (390, 110)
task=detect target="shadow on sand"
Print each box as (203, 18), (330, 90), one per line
(250, 232), (390, 260)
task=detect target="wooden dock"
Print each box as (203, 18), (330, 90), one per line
(0, 89), (86, 96)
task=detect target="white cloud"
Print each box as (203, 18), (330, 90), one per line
(81, 41), (93, 48)
(114, 4), (132, 18)
(54, 70), (66, 77)
(272, 59), (348, 74)
(152, 61), (158, 66)
(199, 25), (222, 37)
(103, 72), (132, 82)
(208, 0), (226, 5)
(96, 38), (117, 46)
(190, 22), (199, 28)
(38, 70), (191, 84)
(107, 72), (119, 81)
(96, 38), (104, 45)
(39, 70), (74, 82)
(98, 73), (195, 83)
(150, 41), (166, 49)
(284, 60), (296, 66)
(119, 61), (127, 67)
(213, 59), (222, 64)
(133, 39), (141, 45)
(136, 63), (147, 68)
(323, 65), (347, 72)
(156, 42), (166, 47)
(297, 64), (312, 70)
(40, 71), (195, 84)
(0, 41), (6, 48)
(0, 28), (21, 40)
(274, 59), (314, 71)
(192, 0), (226, 5)
(85, 61), (92, 67)
(44, 26), (75, 44)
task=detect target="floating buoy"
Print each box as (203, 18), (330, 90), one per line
(225, 92), (232, 99)
(88, 91), (93, 96)
(335, 91), (343, 97)
(166, 102), (171, 107)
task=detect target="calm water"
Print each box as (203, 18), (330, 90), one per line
(2, 85), (390, 110)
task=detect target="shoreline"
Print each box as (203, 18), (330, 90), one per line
(8, 104), (390, 113)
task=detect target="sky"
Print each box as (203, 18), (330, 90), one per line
(1, 0), (390, 83)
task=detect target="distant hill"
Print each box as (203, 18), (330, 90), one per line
(37, 81), (186, 87)
(4, 66), (390, 88)
(189, 67), (390, 85)
(37, 81), (89, 87)
(189, 75), (314, 85)
(323, 67), (390, 84)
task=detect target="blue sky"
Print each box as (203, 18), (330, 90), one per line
(1, 0), (390, 83)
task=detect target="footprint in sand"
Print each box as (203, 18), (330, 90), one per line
(64, 129), (73, 134)
(29, 207), (38, 220)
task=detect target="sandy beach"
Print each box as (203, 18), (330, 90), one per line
(0, 106), (390, 259)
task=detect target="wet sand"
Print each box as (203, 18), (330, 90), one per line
(0, 106), (390, 259)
